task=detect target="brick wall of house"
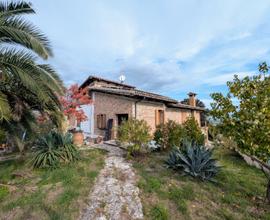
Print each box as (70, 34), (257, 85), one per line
(193, 111), (201, 127)
(92, 91), (203, 138)
(136, 101), (165, 133)
(182, 110), (192, 123)
(135, 101), (202, 134)
(93, 92), (134, 137)
(164, 108), (201, 126)
(165, 108), (182, 124)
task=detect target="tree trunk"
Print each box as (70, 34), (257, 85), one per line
(267, 179), (270, 203)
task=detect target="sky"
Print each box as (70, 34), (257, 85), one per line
(28, 0), (270, 107)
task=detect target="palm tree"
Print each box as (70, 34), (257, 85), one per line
(0, 1), (64, 151)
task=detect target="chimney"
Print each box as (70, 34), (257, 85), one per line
(188, 92), (197, 107)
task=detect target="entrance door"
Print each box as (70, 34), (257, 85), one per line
(117, 114), (128, 126)
(105, 119), (113, 140)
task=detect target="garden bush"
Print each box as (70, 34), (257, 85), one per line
(31, 131), (80, 168)
(118, 118), (151, 156)
(154, 120), (184, 150)
(154, 118), (204, 150)
(182, 117), (205, 145)
(165, 141), (219, 182)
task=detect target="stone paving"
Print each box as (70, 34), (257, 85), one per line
(80, 144), (144, 220)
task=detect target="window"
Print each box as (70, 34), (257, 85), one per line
(155, 110), (165, 126)
(97, 114), (106, 129)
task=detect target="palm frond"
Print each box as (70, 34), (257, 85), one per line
(37, 64), (64, 94)
(0, 48), (63, 121)
(0, 49), (49, 100)
(0, 1), (34, 17)
(0, 17), (52, 58)
(0, 91), (11, 121)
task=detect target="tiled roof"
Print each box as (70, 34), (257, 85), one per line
(166, 103), (205, 111)
(89, 86), (178, 103)
(82, 75), (205, 111)
(80, 75), (135, 89)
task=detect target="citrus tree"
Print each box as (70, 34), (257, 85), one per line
(210, 62), (270, 162)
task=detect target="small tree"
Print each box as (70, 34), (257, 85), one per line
(210, 62), (270, 203)
(118, 118), (151, 157)
(210, 62), (270, 162)
(183, 117), (205, 145)
(60, 84), (91, 130)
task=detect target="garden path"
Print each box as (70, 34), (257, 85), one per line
(80, 144), (144, 220)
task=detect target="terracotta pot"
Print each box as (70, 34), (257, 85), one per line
(72, 131), (84, 146)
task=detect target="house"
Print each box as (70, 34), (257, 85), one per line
(79, 76), (206, 140)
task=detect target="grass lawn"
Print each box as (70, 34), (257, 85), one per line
(0, 149), (106, 220)
(133, 147), (270, 220)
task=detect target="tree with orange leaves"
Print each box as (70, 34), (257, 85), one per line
(61, 84), (92, 130)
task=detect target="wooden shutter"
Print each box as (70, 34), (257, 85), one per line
(155, 110), (165, 126)
(155, 110), (159, 126)
(97, 114), (107, 129)
(160, 110), (164, 125)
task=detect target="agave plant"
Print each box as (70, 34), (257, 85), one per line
(165, 142), (220, 181)
(166, 148), (182, 169)
(32, 131), (79, 168)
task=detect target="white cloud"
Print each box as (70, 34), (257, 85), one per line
(30, 0), (270, 101)
(203, 71), (255, 86)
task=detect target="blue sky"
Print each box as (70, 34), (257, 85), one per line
(29, 0), (270, 107)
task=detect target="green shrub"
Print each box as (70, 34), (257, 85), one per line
(0, 186), (9, 201)
(154, 120), (184, 150)
(150, 204), (169, 220)
(183, 117), (205, 145)
(165, 141), (219, 182)
(154, 124), (168, 150)
(31, 131), (79, 168)
(118, 118), (151, 156)
(154, 118), (204, 150)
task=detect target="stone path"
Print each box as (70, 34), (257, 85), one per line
(80, 144), (144, 220)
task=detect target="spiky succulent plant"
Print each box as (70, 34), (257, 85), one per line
(31, 131), (79, 168)
(165, 142), (220, 182)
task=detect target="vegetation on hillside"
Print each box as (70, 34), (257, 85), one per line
(133, 147), (270, 220)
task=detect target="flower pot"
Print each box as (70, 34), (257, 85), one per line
(72, 131), (84, 147)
